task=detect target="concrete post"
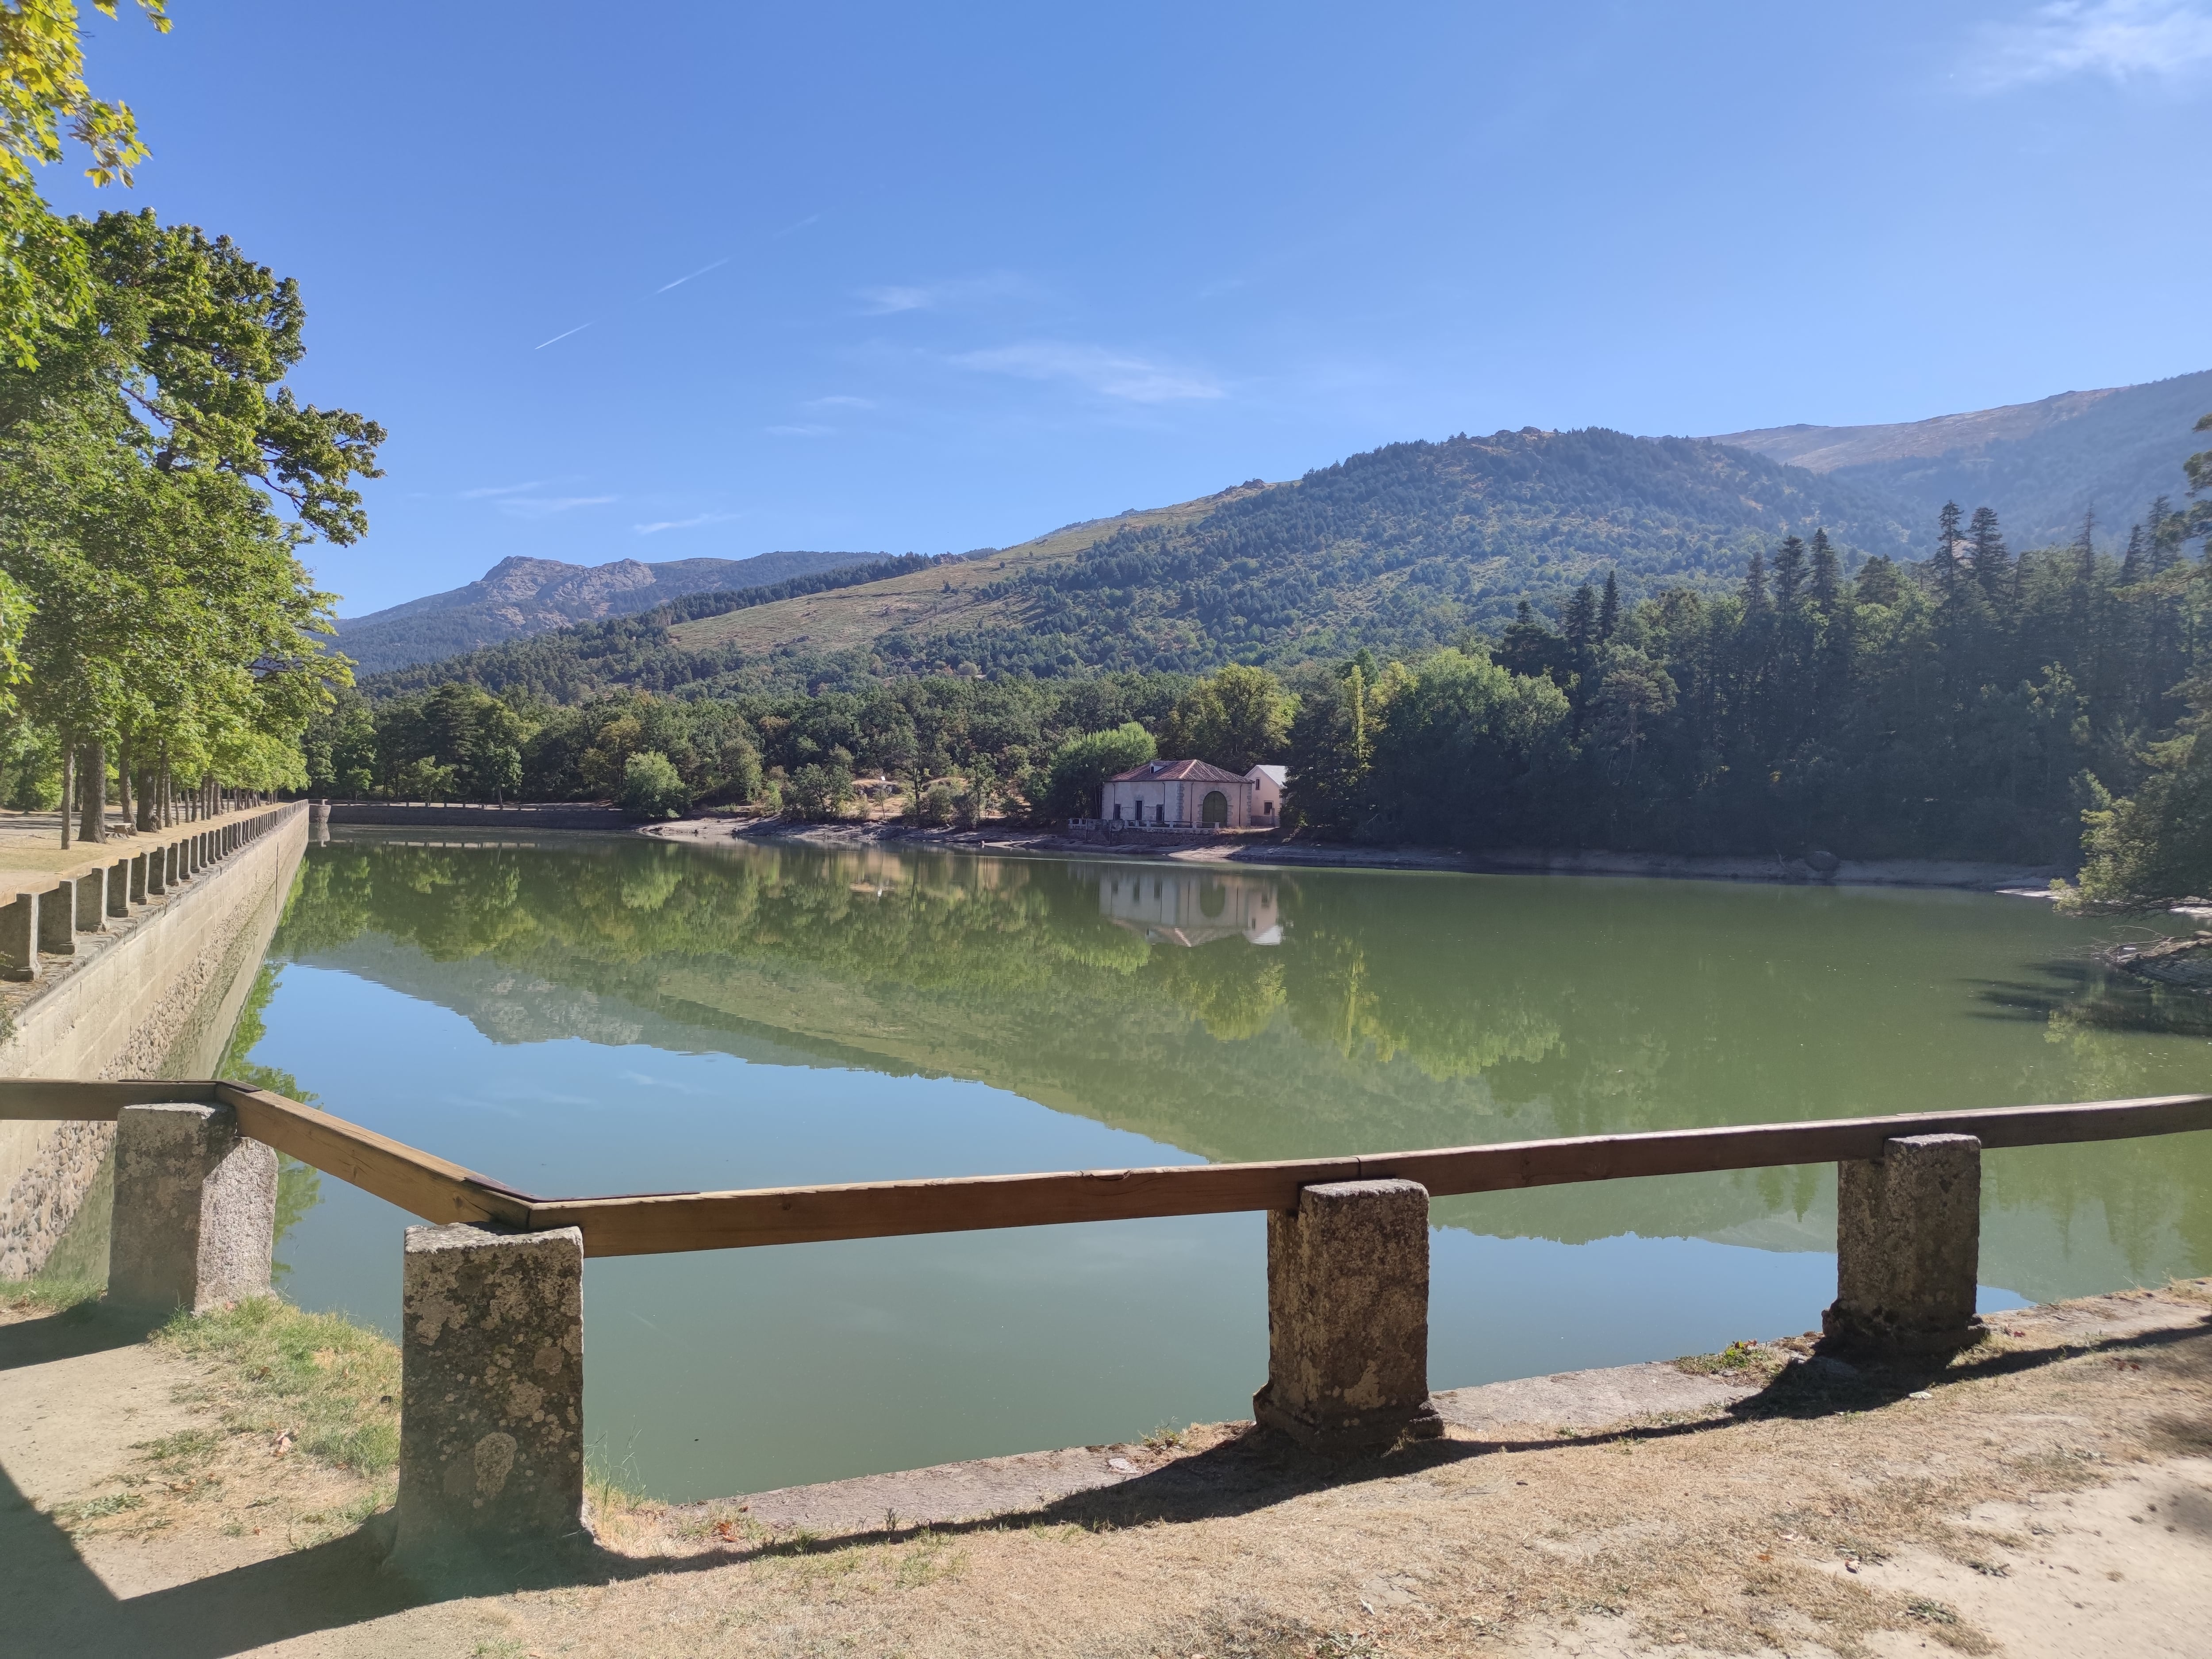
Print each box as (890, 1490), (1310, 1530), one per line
(37, 879), (75, 956)
(107, 858), (130, 917)
(108, 1102), (277, 1313)
(0, 891), (37, 981)
(75, 867), (106, 932)
(146, 845), (166, 895)
(128, 851), (148, 905)
(1252, 1178), (1441, 1454)
(396, 1224), (586, 1563)
(1823, 1134), (1984, 1355)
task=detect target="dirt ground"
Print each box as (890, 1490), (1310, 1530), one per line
(3, 1284), (2209, 1659)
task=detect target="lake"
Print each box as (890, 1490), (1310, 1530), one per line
(236, 832), (2212, 1500)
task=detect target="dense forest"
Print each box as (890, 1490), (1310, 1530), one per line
(357, 430), (1915, 700)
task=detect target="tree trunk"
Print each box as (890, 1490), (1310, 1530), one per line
(79, 741), (106, 844)
(59, 747), (72, 850)
(117, 736), (133, 834)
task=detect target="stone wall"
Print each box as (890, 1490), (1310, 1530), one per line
(0, 803), (307, 1279)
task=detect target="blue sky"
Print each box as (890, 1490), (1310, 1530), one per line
(47, 1), (2212, 615)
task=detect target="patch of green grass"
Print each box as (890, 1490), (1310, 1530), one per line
(153, 1296), (399, 1476)
(0, 1275), (106, 1316)
(1676, 1340), (1780, 1378)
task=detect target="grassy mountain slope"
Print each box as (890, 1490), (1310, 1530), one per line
(367, 428), (1911, 700)
(336, 548), (881, 675)
(1709, 368), (2212, 548)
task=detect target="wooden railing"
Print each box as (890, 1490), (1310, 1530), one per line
(6, 1079), (2209, 1257)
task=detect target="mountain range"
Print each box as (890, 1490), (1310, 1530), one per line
(353, 369), (2211, 700)
(1707, 367), (2212, 549)
(334, 548), (879, 675)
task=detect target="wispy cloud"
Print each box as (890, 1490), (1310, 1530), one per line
(535, 323), (591, 349)
(856, 272), (1031, 315)
(1969, 0), (2212, 90)
(765, 423), (834, 438)
(656, 257), (730, 294)
(496, 494), (617, 520)
(806, 394), (876, 409)
(772, 212), (822, 239)
(633, 512), (738, 535)
(952, 342), (1224, 403)
(461, 481), (545, 499)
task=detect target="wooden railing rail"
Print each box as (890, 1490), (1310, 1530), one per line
(4, 1081), (2207, 1259)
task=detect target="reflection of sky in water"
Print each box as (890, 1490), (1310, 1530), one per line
(249, 837), (2212, 1498)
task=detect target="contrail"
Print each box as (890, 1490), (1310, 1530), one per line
(535, 323), (591, 349)
(657, 257), (730, 293)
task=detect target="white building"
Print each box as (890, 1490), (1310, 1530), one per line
(1100, 759), (1286, 828)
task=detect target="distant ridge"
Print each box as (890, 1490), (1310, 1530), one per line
(334, 549), (880, 674)
(1707, 369), (2212, 547)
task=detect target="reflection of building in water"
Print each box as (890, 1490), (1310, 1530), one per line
(1094, 866), (1283, 946)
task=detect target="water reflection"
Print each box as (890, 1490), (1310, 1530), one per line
(265, 833), (2212, 1299)
(1094, 864), (1284, 946)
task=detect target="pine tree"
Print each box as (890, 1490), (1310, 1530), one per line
(1563, 583), (1598, 655)
(1809, 528), (1840, 607)
(2122, 522), (2146, 585)
(1969, 506), (2010, 601)
(1598, 571), (1620, 640)
(1741, 549), (1770, 614)
(1772, 535), (1807, 608)
(1933, 503), (1964, 598)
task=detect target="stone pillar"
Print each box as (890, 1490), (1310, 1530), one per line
(75, 867), (107, 932)
(1252, 1178), (1441, 1455)
(108, 857), (131, 917)
(396, 1225), (587, 1563)
(128, 851), (148, 905)
(37, 879), (76, 956)
(1823, 1134), (1984, 1355)
(0, 891), (37, 981)
(146, 846), (166, 895)
(108, 1102), (278, 1314)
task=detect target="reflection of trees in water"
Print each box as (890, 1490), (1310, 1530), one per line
(268, 839), (2212, 1287)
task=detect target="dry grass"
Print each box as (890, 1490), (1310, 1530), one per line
(545, 1291), (2211, 1658)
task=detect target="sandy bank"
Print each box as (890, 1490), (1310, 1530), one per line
(645, 814), (2067, 892)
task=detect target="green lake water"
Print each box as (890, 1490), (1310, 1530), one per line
(239, 832), (2212, 1500)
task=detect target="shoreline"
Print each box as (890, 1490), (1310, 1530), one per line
(642, 814), (2068, 894)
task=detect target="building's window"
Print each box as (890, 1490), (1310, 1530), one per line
(1112, 802), (1122, 820)
(1155, 803), (1165, 824)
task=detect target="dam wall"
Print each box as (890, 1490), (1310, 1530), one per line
(0, 802), (307, 1278)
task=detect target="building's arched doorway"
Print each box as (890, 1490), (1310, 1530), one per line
(1201, 790), (1229, 826)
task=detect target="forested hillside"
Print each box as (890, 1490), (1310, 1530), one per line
(365, 429), (1911, 700)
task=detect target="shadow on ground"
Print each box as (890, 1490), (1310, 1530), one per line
(4, 1304), (2206, 1657)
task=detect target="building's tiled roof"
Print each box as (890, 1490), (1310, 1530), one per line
(1109, 758), (1248, 785)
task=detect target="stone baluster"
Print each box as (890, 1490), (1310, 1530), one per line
(1252, 1178), (1442, 1454)
(0, 891), (37, 981)
(1822, 1133), (1984, 1355)
(108, 1102), (277, 1314)
(395, 1224), (587, 1564)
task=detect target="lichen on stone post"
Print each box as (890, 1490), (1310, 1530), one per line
(108, 1102), (278, 1313)
(74, 866), (107, 931)
(37, 879), (75, 956)
(1823, 1133), (1984, 1355)
(0, 891), (37, 981)
(395, 1224), (587, 1565)
(1253, 1177), (1442, 1455)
